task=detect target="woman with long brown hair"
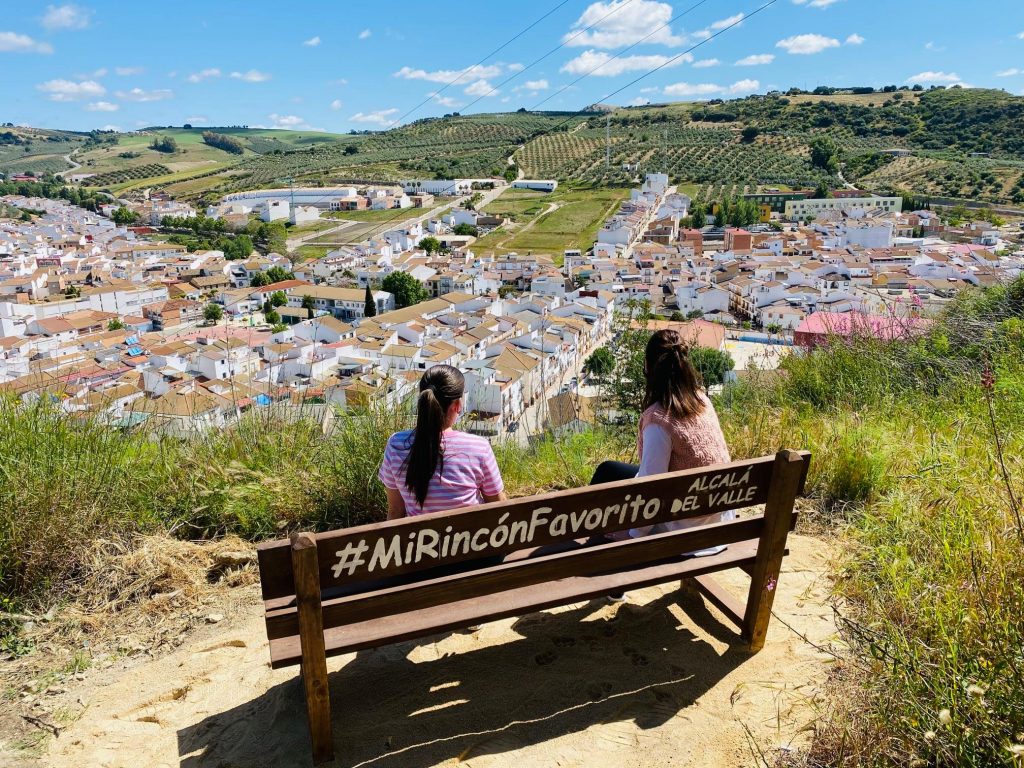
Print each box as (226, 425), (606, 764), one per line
(379, 364), (506, 518)
(591, 328), (732, 551)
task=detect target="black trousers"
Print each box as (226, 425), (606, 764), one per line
(590, 460), (640, 486)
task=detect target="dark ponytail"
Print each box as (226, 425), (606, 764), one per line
(406, 364), (465, 507)
(642, 329), (705, 419)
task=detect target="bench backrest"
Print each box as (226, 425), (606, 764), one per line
(257, 450), (810, 603)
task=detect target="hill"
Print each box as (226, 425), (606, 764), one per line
(5, 87), (1024, 205)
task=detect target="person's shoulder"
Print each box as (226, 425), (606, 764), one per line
(641, 403), (671, 425)
(386, 430), (414, 451)
(447, 430), (493, 452)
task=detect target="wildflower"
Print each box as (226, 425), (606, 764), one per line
(1007, 744), (1024, 758)
(924, 731), (936, 741)
(966, 683), (987, 698)
(981, 367), (994, 391)
(939, 709), (952, 726)
(765, 577), (777, 592)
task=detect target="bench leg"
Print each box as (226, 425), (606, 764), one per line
(292, 533), (335, 764)
(742, 450), (804, 652)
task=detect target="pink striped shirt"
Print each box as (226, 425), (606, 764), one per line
(379, 429), (504, 516)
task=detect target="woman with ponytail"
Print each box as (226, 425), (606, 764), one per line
(591, 328), (732, 554)
(379, 364), (506, 519)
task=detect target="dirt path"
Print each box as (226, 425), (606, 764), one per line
(41, 534), (837, 768)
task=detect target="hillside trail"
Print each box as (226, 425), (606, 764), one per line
(40, 534), (837, 768)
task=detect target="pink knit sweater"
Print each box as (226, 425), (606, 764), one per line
(637, 394), (731, 472)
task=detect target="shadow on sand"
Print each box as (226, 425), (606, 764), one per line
(178, 585), (751, 767)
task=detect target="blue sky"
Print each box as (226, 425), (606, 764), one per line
(3, 1), (1024, 133)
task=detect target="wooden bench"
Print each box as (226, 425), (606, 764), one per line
(256, 449), (810, 764)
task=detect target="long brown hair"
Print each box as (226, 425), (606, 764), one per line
(642, 329), (705, 419)
(405, 364), (465, 507)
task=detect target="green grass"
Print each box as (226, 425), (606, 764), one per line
(474, 185), (631, 256)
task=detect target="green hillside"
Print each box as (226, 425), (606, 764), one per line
(5, 87), (1023, 205)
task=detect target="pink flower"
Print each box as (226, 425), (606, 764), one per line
(766, 577), (777, 592)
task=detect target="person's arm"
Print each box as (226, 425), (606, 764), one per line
(379, 436), (406, 519)
(386, 487), (407, 520)
(478, 443), (506, 503)
(630, 424), (672, 538)
(635, 424), (672, 478)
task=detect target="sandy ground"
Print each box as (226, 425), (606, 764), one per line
(43, 535), (836, 768)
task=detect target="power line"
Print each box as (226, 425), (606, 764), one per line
(533, 0), (778, 118)
(531, 0), (713, 111)
(297, 0), (781, 260)
(384, 0), (575, 129)
(455, 0), (640, 115)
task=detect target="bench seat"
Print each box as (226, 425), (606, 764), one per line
(268, 537), (762, 668)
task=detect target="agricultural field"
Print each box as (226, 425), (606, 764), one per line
(473, 185), (631, 258)
(9, 88), (1024, 205)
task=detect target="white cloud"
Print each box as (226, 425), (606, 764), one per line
(115, 66), (143, 76)
(924, 41), (945, 52)
(710, 13), (744, 31)
(432, 94), (461, 108)
(85, 100), (118, 112)
(905, 71), (965, 85)
(394, 64), (503, 85)
(735, 53), (774, 66)
(359, 29), (371, 39)
(41, 4), (92, 31)
(663, 82), (723, 97)
(230, 69), (271, 82)
(564, 0), (685, 49)
(845, 33), (865, 45)
(514, 79), (550, 92)
(0, 31), (53, 54)
(115, 87), (173, 102)
(37, 78), (104, 101)
(268, 113), (305, 127)
(663, 78), (760, 97)
(303, 36), (320, 47)
(185, 115), (208, 123)
(776, 33), (841, 54)
(99, 124), (120, 132)
(330, 99), (343, 110)
(792, 0), (841, 7)
(629, 97), (651, 106)
(997, 68), (1022, 77)
(727, 78), (760, 94)
(692, 58), (720, 68)
(507, 62), (525, 72)
(350, 108), (399, 125)
(1016, 31), (1024, 40)
(560, 50), (691, 77)
(464, 79), (497, 97)
(187, 68), (221, 83)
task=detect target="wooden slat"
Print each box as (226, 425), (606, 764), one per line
(690, 574), (745, 630)
(290, 533), (334, 764)
(742, 450), (806, 651)
(265, 516), (765, 641)
(257, 454), (800, 599)
(269, 538), (762, 669)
